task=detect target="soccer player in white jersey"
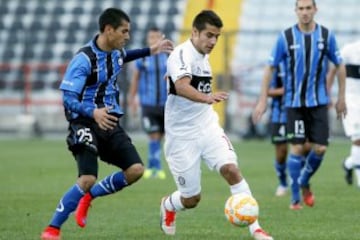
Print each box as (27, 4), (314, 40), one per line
(159, 10), (273, 240)
(328, 40), (360, 187)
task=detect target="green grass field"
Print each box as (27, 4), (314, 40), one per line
(0, 137), (358, 240)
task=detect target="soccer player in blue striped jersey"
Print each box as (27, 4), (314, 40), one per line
(128, 27), (168, 180)
(253, 0), (346, 210)
(268, 63), (289, 196)
(40, 8), (173, 240)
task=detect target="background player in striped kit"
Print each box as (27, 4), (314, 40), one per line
(128, 27), (168, 179)
(328, 40), (360, 187)
(253, 0), (346, 210)
(268, 62), (289, 196)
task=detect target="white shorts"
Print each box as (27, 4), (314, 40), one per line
(164, 126), (238, 198)
(343, 93), (360, 141)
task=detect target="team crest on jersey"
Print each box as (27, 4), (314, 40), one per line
(317, 42), (324, 50)
(118, 57), (123, 66)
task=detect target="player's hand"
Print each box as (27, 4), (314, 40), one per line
(150, 35), (174, 54)
(93, 107), (118, 130)
(252, 99), (267, 124)
(206, 92), (229, 104)
(335, 98), (347, 119)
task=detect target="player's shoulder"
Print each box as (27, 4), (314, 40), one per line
(169, 40), (195, 62)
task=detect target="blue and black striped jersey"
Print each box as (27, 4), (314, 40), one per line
(60, 35), (150, 120)
(134, 53), (168, 107)
(268, 24), (342, 108)
(269, 62), (287, 124)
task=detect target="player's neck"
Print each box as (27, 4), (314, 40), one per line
(297, 21), (316, 33)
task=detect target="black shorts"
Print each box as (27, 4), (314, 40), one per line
(270, 122), (287, 144)
(286, 105), (329, 145)
(66, 117), (143, 176)
(141, 106), (165, 134)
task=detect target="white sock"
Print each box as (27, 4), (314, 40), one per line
(230, 179), (252, 196)
(351, 145), (360, 186)
(344, 156), (353, 169)
(355, 169), (360, 187)
(164, 190), (184, 212)
(230, 179), (261, 235)
(249, 220), (261, 235)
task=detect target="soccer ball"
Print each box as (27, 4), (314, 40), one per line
(224, 193), (259, 227)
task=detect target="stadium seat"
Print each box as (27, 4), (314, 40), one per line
(34, 5), (47, 15)
(15, 5), (28, 15)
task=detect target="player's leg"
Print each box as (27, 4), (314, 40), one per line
(75, 125), (144, 227)
(41, 120), (99, 238)
(141, 107), (165, 179)
(286, 108), (307, 209)
(203, 130), (273, 240)
(160, 137), (201, 235)
(298, 106), (329, 207)
(347, 138), (360, 186)
(342, 99), (360, 186)
(271, 123), (288, 196)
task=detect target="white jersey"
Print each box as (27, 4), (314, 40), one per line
(165, 39), (219, 138)
(341, 40), (360, 95)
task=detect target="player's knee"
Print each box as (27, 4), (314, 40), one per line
(182, 194), (201, 209)
(124, 163), (144, 184)
(77, 175), (97, 192)
(313, 145), (327, 155)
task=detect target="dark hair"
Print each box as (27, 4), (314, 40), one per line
(148, 26), (161, 32)
(192, 10), (223, 32)
(295, 0), (316, 7)
(98, 8), (130, 32)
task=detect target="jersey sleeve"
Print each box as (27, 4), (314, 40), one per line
(268, 32), (287, 67)
(327, 31), (343, 66)
(59, 53), (91, 93)
(167, 48), (192, 83)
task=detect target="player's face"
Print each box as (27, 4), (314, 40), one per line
(108, 20), (130, 49)
(147, 30), (162, 46)
(295, 0), (317, 25)
(192, 23), (221, 55)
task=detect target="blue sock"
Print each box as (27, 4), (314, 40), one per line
(299, 150), (324, 187)
(287, 154), (302, 204)
(148, 140), (161, 170)
(275, 161), (287, 187)
(49, 184), (85, 228)
(90, 172), (128, 198)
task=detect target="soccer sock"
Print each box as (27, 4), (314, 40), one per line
(351, 145), (360, 186)
(274, 160), (287, 187)
(148, 139), (161, 170)
(344, 156), (353, 169)
(230, 180), (261, 235)
(90, 172), (128, 198)
(164, 190), (185, 211)
(49, 184), (85, 228)
(230, 179), (252, 196)
(299, 150), (324, 187)
(287, 154), (302, 203)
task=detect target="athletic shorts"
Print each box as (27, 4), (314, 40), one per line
(286, 105), (329, 145)
(141, 106), (165, 134)
(270, 122), (287, 144)
(67, 117), (143, 175)
(164, 125), (238, 198)
(343, 93), (360, 141)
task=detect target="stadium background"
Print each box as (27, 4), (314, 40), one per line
(0, 0), (358, 138)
